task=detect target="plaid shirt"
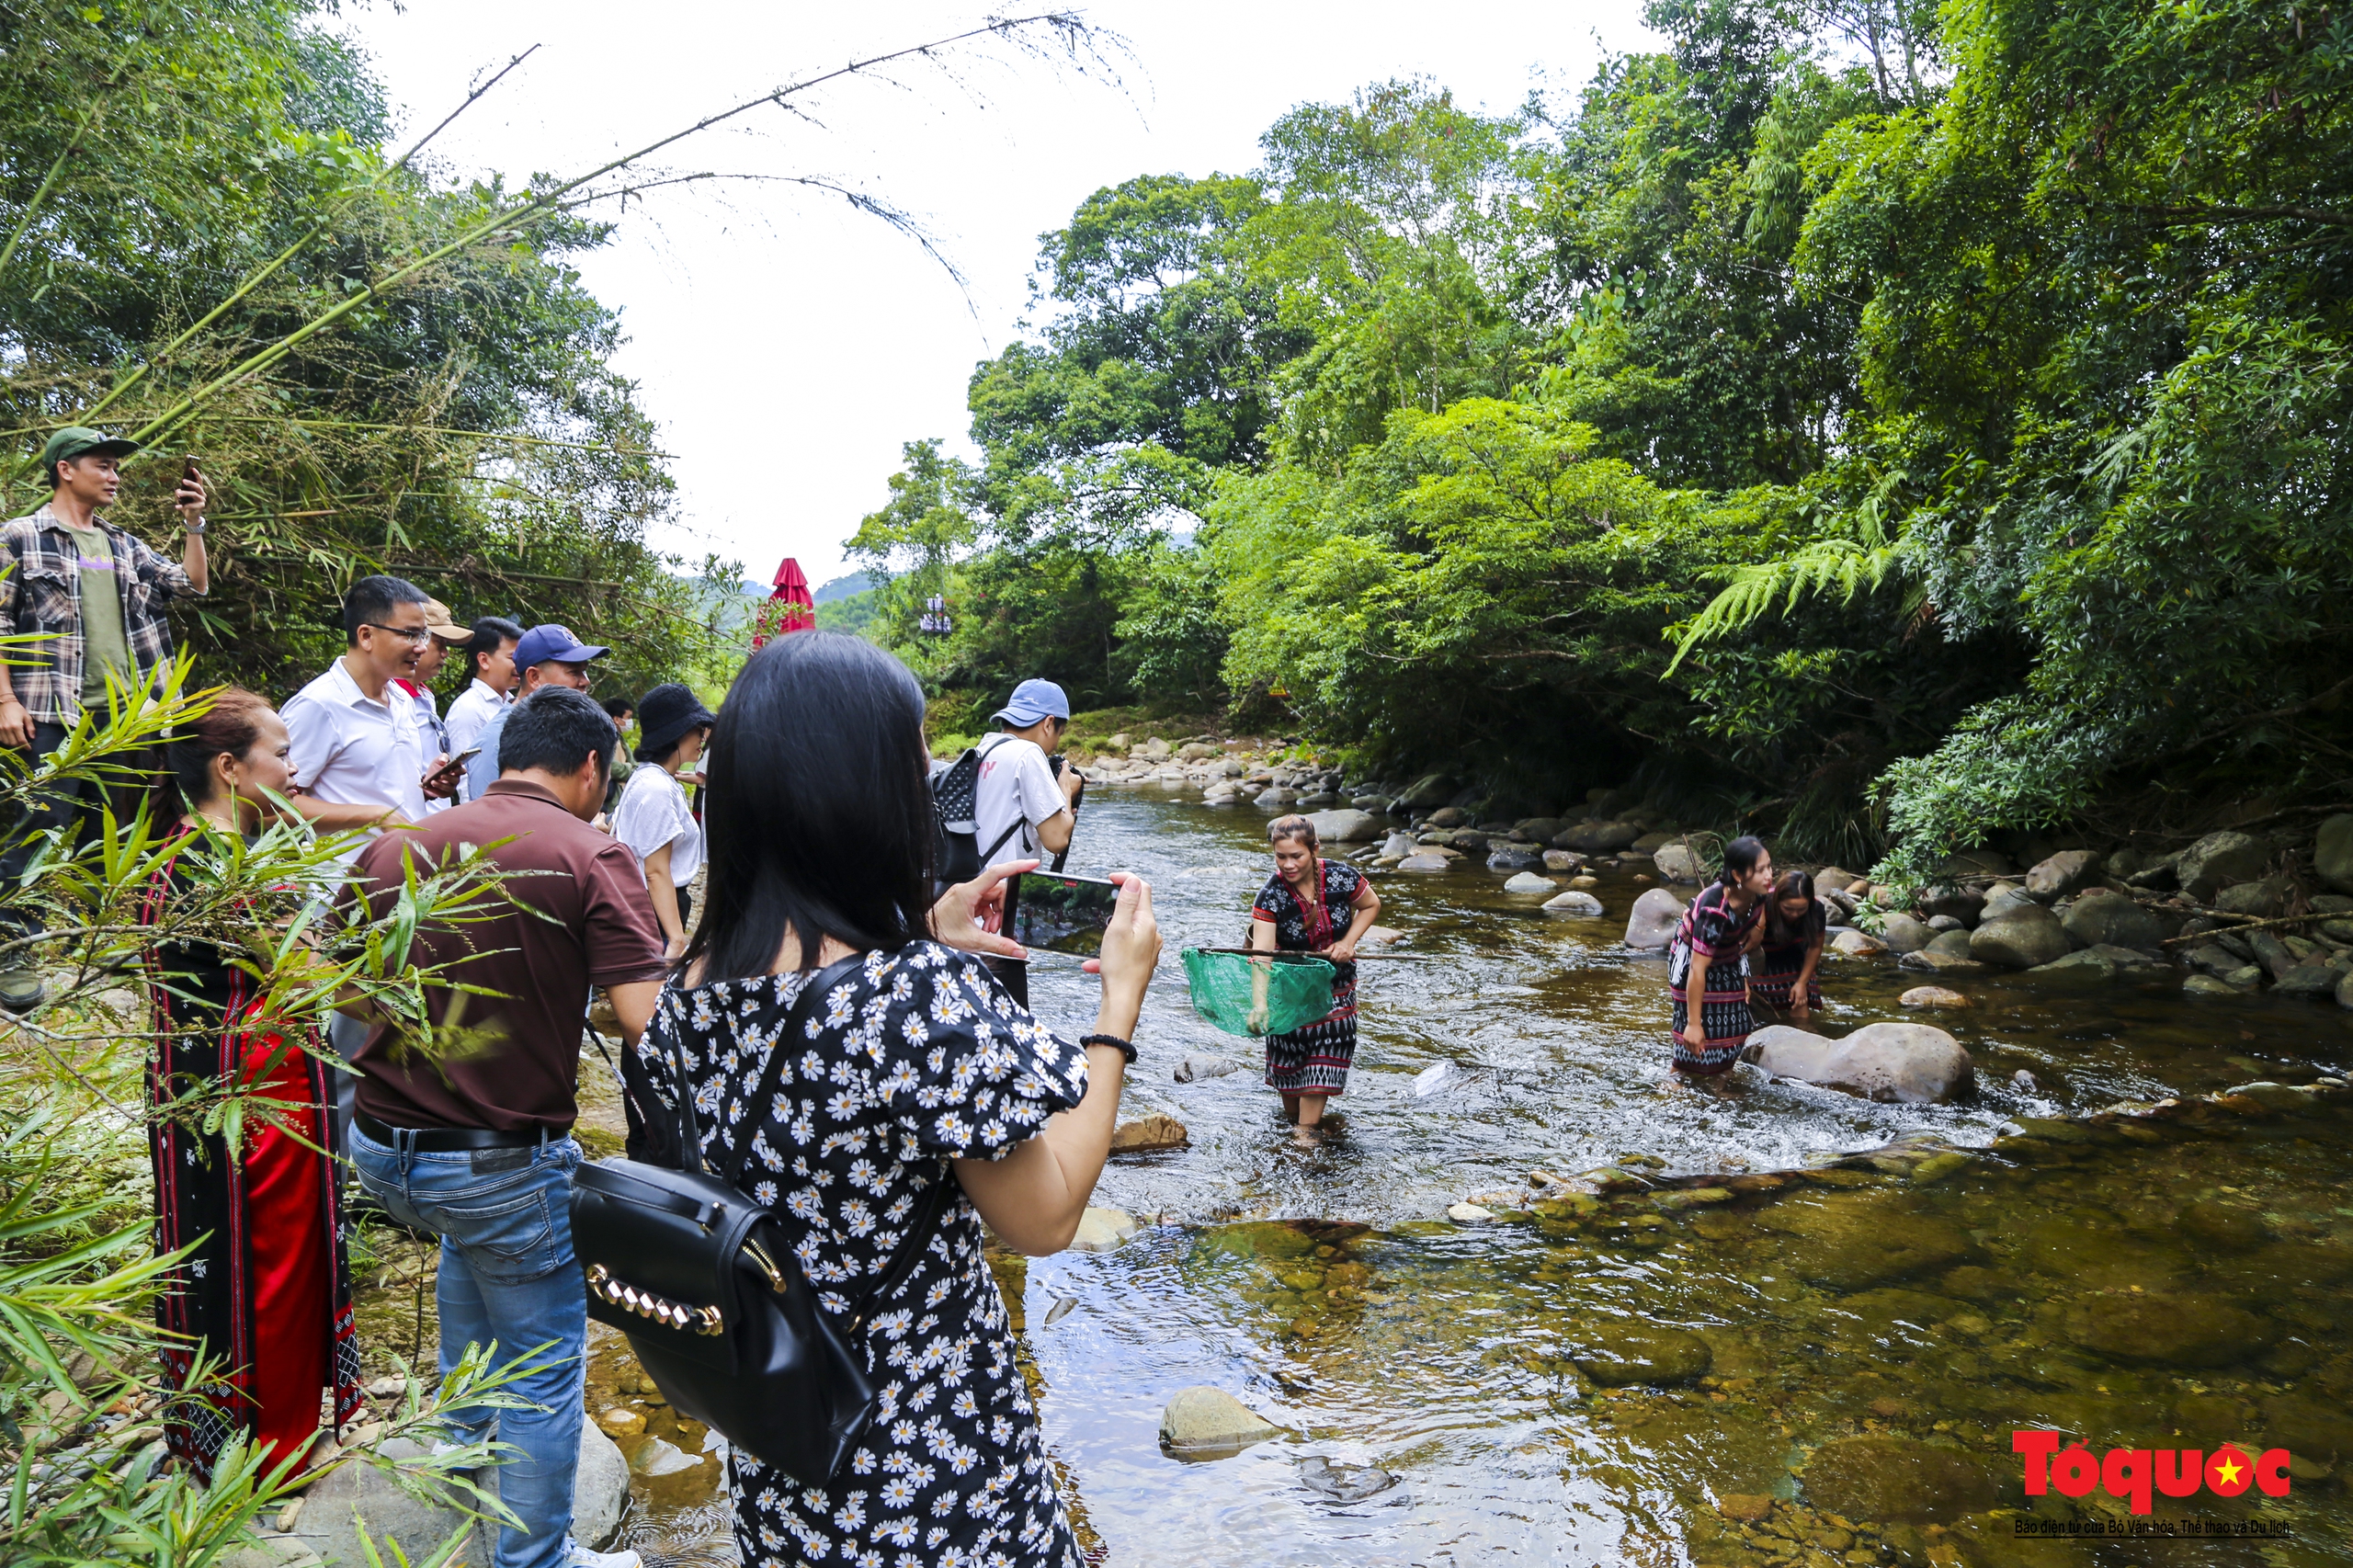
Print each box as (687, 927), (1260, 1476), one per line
(0, 502), (198, 723)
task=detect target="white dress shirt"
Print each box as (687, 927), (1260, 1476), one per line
(443, 676), (510, 759)
(280, 657), (426, 864)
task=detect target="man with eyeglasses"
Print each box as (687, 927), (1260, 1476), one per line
(282, 574), (466, 1147)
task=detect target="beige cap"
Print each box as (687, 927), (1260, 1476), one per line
(421, 597), (472, 643)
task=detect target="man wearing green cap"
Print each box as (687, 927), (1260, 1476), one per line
(0, 427), (210, 1008)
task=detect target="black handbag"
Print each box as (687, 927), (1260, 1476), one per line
(568, 954), (958, 1483)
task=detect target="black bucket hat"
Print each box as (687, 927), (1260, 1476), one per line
(635, 682), (715, 759)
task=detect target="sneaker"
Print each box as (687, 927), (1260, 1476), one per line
(565, 1542), (642, 1568)
(0, 967), (41, 1013)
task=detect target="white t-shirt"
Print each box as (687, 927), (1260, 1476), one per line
(612, 763), (699, 887)
(972, 733), (1066, 868)
(279, 658), (426, 864)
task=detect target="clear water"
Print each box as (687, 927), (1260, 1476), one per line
(504, 787), (2353, 1565)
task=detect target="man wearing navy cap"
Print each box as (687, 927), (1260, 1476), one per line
(971, 677), (1086, 1005)
(462, 623), (608, 801)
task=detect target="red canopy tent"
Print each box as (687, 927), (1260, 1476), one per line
(752, 556), (816, 649)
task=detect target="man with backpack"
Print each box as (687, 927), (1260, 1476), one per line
(939, 678), (1083, 1005)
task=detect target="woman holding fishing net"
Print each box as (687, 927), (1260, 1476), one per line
(1245, 814), (1381, 1140)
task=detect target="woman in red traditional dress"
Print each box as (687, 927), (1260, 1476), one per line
(142, 688), (360, 1478)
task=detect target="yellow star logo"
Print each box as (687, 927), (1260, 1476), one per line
(2214, 1455), (2245, 1488)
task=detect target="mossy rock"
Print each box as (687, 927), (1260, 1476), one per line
(1801, 1435), (1999, 1525)
(1570, 1321), (1713, 1386)
(1758, 1195), (1978, 1290)
(2058, 1291), (2274, 1368)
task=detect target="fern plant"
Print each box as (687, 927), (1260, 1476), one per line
(1664, 471), (1915, 674)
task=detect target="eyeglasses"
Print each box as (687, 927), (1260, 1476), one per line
(360, 622), (433, 644)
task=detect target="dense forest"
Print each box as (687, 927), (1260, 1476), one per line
(848, 0), (2353, 879)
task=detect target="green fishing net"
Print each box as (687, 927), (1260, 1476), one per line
(1180, 949), (1336, 1039)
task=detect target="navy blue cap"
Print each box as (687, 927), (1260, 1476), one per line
(514, 622), (608, 668)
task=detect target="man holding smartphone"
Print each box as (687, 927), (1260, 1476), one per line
(0, 427), (210, 1010)
(971, 677), (1086, 1005)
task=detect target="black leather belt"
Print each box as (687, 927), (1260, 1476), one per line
(355, 1112), (545, 1152)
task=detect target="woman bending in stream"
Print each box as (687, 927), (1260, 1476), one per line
(1750, 869), (1826, 1022)
(1665, 835), (1774, 1075)
(1248, 813), (1381, 1140)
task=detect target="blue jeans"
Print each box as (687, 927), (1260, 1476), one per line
(349, 1125), (585, 1568)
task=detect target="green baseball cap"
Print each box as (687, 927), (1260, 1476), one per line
(38, 426), (141, 476)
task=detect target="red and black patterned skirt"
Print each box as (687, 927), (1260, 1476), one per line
(1667, 950), (1751, 1074)
(1750, 941), (1822, 1011)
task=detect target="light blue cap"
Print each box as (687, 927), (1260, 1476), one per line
(992, 678), (1070, 727)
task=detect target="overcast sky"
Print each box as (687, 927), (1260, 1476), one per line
(343, 2), (1660, 591)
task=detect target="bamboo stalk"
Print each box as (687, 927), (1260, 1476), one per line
(0, 97), (108, 282)
(2163, 910), (2344, 944)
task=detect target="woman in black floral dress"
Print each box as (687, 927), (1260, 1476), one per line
(1248, 814), (1381, 1139)
(631, 632), (1160, 1568)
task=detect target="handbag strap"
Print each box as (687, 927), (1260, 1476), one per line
(848, 1168), (959, 1332)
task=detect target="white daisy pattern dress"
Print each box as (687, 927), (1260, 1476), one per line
(635, 940), (1091, 1568)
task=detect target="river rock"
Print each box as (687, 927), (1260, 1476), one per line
(2314, 813), (2353, 894)
(1900, 986), (1971, 1009)
(1828, 928), (1886, 956)
(1761, 1196), (1977, 1290)
(1562, 820), (1643, 853)
(2178, 830), (2272, 902)
(1109, 1115), (1188, 1153)
(1423, 806), (1467, 828)
(1516, 817), (1571, 843)
(1069, 1207), (1140, 1252)
(1980, 883), (2037, 920)
(1880, 913), (1932, 954)
(1570, 1322), (1711, 1387)
(1488, 846), (1543, 871)
(1915, 883), (1985, 925)
(1653, 843), (1702, 884)
(1970, 904), (2071, 968)
(2185, 973), (2238, 997)
(1254, 788), (1296, 809)
(1543, 849), (1583, 871)
(1380, 832), (1417, 858)
(1395, 773), (1457, 811)
(1543, 890), (1606, 917)
(2059, 889), (2163, 949)
(1749, 1021), (1975, 1105)
(2275, 960), (2338, 1000)
(2060, 1291), (2274, 1367)
(1173, 1056), (1241, 1082)
(1938, 849), (2015, 880)
(291, 1426), (629, 1564)
(1625, 887), (1686, 949)
(1159, 1386), (1284, 1455)
(2025, 849), (2102, 900)
(1447, 1201), (1496, 1223)
(2216, 873), (2291, 918)
(1307, 809), (1381, 843)
(1802, 1434), (1999, 1524)
(1503, 871), (1556, 893)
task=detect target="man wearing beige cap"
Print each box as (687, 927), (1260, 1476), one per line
(397, 597), (471, 815)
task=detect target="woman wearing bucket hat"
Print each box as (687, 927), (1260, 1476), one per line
(611, 682), (715, 961)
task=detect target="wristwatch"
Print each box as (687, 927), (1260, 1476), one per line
(183, 516), (207, 534)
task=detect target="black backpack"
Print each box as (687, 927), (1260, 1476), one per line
(931, 735), (1026, 884)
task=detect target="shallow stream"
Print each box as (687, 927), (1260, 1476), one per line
(509, 788), (2353, 1565)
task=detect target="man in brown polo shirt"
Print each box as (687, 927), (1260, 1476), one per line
(340, 685), (662, 1568)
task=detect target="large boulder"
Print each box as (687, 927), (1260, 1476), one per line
(1624, 887), (1686, 949)
(2316, 814), (2353, 894)
(2024, 849), (2102, 900)
(1748, 1021), (1975, 1105)
(2177, 830), (2272, 902)
(1980, 883), (2037, 921)
(1914, 883), (1985, 926)
(1253, 787), (1296, 809)
(1925, 927), (1977, 960)
(1653, 842), (1703, 884)
(1970, 904), (2072, 968)
(1306, 809), (1382, 844)
(2059, 889), (2164, 950)
(1880, 913), (1933, 954)
(1379, 832), (1417, 858)
(1394, 773), (1458, 811)
(1515, 817), (1571, 844)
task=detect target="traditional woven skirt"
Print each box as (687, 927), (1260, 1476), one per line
(1667, 955), (1751, 1074)
(1266, 977), (1357, 1096)
(1750, 941), (1822, 1011)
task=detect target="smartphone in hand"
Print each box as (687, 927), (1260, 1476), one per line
(1004, 870), (1120, 955)
(423, 747), (482, 790)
